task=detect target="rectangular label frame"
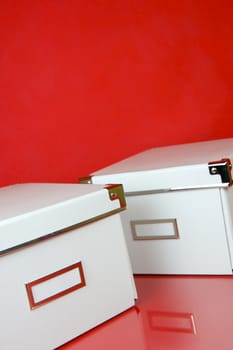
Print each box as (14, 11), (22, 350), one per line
(25, 261), (86, 310)
(130, 218), (179, 240)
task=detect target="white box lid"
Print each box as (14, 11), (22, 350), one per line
(91, 138), (233, 192)
(0, 183), (125, 254)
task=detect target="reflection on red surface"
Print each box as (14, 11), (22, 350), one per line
(148, 311), (196, 334)
(57, 307), (146, 350)
(59, 275), (233, 350)
(136, 275), (233, 350)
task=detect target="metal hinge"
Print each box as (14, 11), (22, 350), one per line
(208, 158), (233, 185)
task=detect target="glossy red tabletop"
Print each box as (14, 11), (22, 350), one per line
(58, 275), (233, 349)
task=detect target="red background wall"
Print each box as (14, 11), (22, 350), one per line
(1, 1), (233, 187)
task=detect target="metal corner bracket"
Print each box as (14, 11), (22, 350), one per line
(78, 177), (126, 208)
(208, 158), (233, 185)
(105, 184), (126, 209)
(78, 176), (93, 184)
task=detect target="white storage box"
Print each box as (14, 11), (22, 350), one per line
(81, 138), (233, 274)
(0, 183), (136, 349)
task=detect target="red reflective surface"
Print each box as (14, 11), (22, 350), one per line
(58, 275), (233, 349)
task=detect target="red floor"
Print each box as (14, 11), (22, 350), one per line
(58, 275), (233, 350)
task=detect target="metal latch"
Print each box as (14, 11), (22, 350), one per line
(208, 158), (233, 185)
